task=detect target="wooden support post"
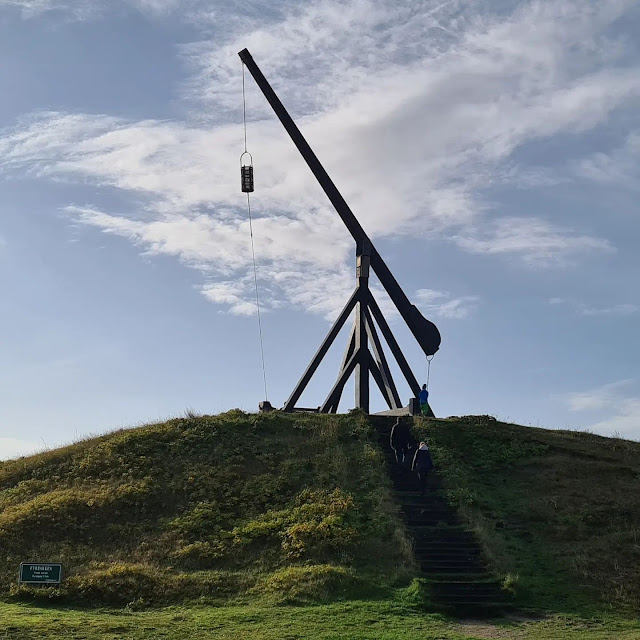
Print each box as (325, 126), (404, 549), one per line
(283, 228), (419, 415)
(321, 350), (360, 413)
(340, 324), (356, 370)
(354, 297), (369, 412)
(327, 324), (356, 413)
(364, 307), (402, 409)
(284, 288), (359, 411)
(367, 352), (394, 410)
(367, 293), (421, 397)
(354, 246), (370, 413)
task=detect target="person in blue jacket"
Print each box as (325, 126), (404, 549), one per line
(411, 441), (434, 497)
(419, 384), (430, 416)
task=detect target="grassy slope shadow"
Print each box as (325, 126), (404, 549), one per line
(0, 411), (414, 607)
(413, 415), (640, 617)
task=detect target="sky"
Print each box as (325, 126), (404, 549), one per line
(0, 0), (639, 460)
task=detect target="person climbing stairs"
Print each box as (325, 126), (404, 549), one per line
(370, 416), (512, 615)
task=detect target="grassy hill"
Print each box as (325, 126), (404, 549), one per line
(1, 410), (640, 618)
(413, 415), (640, 614)
(0, 410), (411, 607)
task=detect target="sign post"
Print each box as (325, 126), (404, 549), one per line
(18, 563), (63, 586)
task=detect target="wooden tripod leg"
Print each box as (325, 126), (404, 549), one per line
(364, 306), (402, 409)
(283, 288), (359, 411)
(368, 293), (421, 397)
(326, 323), (356, 413)
(320, 350), (360, 413)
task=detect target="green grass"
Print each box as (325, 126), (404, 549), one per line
(1, 599), (640, 639)
(0, 410), (412, 606)
(413, 415), (640, 614)
(2, 410), (640, 637)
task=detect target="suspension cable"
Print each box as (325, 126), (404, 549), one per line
(242, 63), (248, 153)
(242, 62), (268, 401)
(426, 355), (434, 392)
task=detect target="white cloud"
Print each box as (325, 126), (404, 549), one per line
(563, 380), (640, 439)
(451, 217), (613, 267)
(589, 398), (640, 439)
(548, 298), (639, 316)
(67, 205), (347, 272)
(0, 0), (638, 314)
(564, 380), (634, 411)
(0, 437), (40, 461)
(201, 281), (257, 316)
(581, 304), (639, 316)
(415, 289), (479, 319)
(574, 132), (640, 190)
(0, 0), (183, 18)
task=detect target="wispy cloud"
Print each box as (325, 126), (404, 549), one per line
(201, 281), (257, 316)
(549, 298), (639, 316)
(562, 380), (640, 439)
(0, 0), (183, 18)
(0, 0), (638, 315)
(415, 289), (479, 320)
(564, 379), (634, 411)
(574, 131), (640, 190)
(451, 217), (613, 267)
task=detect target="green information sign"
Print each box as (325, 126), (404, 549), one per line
(19, 563), (62, 585)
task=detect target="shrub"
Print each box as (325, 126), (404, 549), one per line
(66, 564), (160, 606)
(252, 564), (361, 604)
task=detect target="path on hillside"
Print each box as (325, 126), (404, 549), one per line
(370, 417), (511, 615)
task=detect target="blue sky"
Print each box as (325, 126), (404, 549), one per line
(1, 0), (639, 459)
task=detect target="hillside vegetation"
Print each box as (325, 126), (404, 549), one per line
(1, 410), (639, 618)
(0, 411), (410, 606)
(413, 416), (640, 613)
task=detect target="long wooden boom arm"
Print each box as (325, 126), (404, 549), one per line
(239, 48), (440, 356)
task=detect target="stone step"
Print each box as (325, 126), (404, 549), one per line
(397, 501), (449, 509)
(413, 539), (479, 548)
(420, 557), (486, 565)
(407, 524), (476, 544)
(404, 517), (459, 527)
(429, 582), (503, 594)
(393, 490), (445, 499)
(425, 573), (505, 595)
(419, 558), (486, 565)
(433, 599), (510, 610)
(402, 511), (453, 519)
(417, 553), (484, 563)
(401, 507), (451, 516)
(416, 548), (480, 556)
(414, 543), (482, 552)
(401, 497), (451, 506)
(409, 524), (474, 532)
(398, 500), (450, 508)
(408, 523), (474, 533)
(421, 565), (486, 574)
(421, 573), (492, 582)
(432, 594), (506, 605)
(416, 552), (483, 561)
(372, 421), (512, 615)
(414, 539), (479, 548)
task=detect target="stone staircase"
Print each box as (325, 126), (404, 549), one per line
(371, 417), (511, 615)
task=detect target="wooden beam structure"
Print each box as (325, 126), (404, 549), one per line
(239, 48), (439, 415)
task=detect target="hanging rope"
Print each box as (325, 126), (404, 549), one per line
(242, 62), (268, 401)
(426, 355), (434, 392)
(242, 63), (248, 154)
